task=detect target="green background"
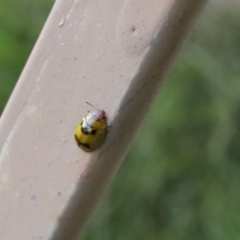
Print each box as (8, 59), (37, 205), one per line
(0, 1), (240, 240)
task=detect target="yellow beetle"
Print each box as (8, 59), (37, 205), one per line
(74, 103), (108, 152)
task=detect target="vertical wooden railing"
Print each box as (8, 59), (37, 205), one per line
(0, 0), (208, 239)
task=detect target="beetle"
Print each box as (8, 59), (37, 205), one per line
(74, 103), (108, 152)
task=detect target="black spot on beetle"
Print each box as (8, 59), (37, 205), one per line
(81, 127), (89, 135)
(81, 143), (91, 149)
(91, 129), (97, 135)
(75, 134), (91, 149)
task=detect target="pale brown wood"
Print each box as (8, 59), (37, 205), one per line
(0, 0), (208, 239)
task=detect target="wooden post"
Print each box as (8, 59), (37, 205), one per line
(0, 0), (208, 239)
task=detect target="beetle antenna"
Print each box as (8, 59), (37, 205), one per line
(86, 102), (97, 109)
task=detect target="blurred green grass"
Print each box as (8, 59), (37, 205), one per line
(0, 1), (240, 240)
(0, 0), (53, 113)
